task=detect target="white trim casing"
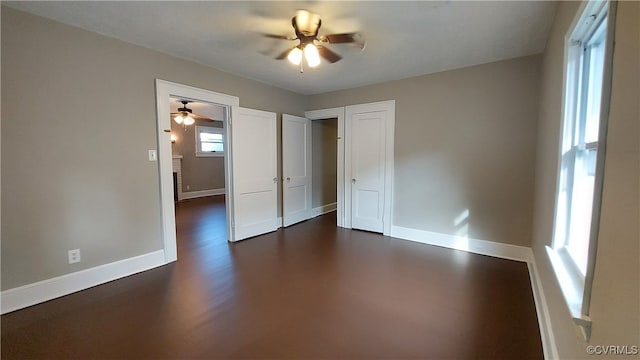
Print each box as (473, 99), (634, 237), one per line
(155, 79), (239, 257)
(547, 0), (615, 340)
(180, 188), (226, 200)
(1, 250), (166, 314)
(305, 107), (346, 229)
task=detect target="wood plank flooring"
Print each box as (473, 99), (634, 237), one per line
(1, 196), (543, 359)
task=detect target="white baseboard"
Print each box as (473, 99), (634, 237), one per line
(1, 249), (167, 314)
(389, 225), (556, 359)
(179, 188), (225, 200)
(527, 250), (559, 360)
(311, 202), (337, 218)
(390, 225), (531, 262)
(277, 204), (336, 229)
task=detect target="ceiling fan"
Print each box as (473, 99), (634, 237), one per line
(171, 100), (212, 125)
(265, 10), (365, 72)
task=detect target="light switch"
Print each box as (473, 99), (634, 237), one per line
(148, 150), (157, 161)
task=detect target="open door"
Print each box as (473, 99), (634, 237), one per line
(231, 107), (278, 240)
(282, 114), (312, 227)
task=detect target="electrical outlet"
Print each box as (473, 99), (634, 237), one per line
(68, 249), (81, 264)
(186, 185), (190, 190)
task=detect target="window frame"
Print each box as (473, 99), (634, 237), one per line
(195, 125), (225, 157)
(546, 0), (616, 341)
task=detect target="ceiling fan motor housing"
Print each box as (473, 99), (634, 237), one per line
(293, 10), (321, 37)
(178, 100), (193, 114)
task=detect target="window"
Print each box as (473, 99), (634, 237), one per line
(196, 125), (224, 157)
(547, 0), (613, 340)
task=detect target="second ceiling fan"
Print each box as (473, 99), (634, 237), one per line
(266, 10), (365, 72)
(172, 100), (213, 126)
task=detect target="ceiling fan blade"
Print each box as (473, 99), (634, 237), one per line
(320, 33), (365, 49)
(192, 114), (215, 122)
(321, 33), (357, 43)
(275, 46), (296, 60)
(316, 45), (342, 63)
(262, 33), (296, 41)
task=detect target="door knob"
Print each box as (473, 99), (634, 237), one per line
(352, 178), (356, 183)
(273, 177), (278, 183)
(287, 177), (291, 182)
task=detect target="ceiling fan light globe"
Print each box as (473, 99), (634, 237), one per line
(183, 115), (195, 126)
(304, 43), (321, 67)
(174, 115), (184, 124)
(287, 47), (303, 65)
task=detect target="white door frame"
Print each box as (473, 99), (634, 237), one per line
(155, 79), (239, 262)
(305, 107), (346, 228)
(305, 102), (394, 234)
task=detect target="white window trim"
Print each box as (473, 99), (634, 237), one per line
(195, 125), (225, 157)
(546, 0), (616, 341)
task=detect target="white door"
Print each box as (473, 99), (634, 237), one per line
(347, 101), (395, 234)
(231, 107), (278, 240)
(282, 114), (312, 227)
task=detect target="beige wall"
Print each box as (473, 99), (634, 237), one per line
(311, 118), (338, 208)
(4, 3), (638, 354)
(1, 7), (307, 290)
(531, 1), (639, 357)
(308, 55), (541, 247)
(171, 120), (225, 192)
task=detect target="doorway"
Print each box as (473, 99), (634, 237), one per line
(305, 107), (346, 228)
(305, 101), (395, 235)
(311, 118), (339, 219)
(155, 80), (239, 262)
(169, 98), (227, 201)
(281, 114), (339, 228)
(169, 97), (229, 252)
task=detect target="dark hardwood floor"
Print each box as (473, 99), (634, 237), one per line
(1, 196), (543, 359)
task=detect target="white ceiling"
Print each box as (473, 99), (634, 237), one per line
(6, 1), (556, 95)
